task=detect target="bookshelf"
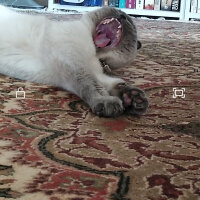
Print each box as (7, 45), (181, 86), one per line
(185, 0), (200, 20)
(47, 0), (199, 21)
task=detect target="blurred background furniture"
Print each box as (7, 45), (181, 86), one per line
(0, 0), (47, 8)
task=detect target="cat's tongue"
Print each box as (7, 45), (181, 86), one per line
(94, 17), (122, 48)
(94, 33), (111, 48)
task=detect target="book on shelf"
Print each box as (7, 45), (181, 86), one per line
(126, 0), (136, 8)
(191, 0), (198, 13)
(136, 0), (144, 9)
(198, 0), (200, 13)
(84, 0), (91, 6)
(60, 0), (84, 5)
(161, 0), (172, 11)
(90, 0), (103, 6)
(103, 0), (109, 6)
(60, 0), (103, 6)
(171, 0), (180, 11)
(144, 0), (154, 10)
(108, 0), (116, 7)
(119, 0), (126, 8)
(154, 0), (161, 10)
(115, 0), (119, 7)
(84, 0), (95, 6)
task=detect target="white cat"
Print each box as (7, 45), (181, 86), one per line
(0, 5), (148, 117)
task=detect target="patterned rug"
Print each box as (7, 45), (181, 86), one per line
(0, 12), (200, 200)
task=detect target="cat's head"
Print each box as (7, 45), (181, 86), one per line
(86, 7), (141, 69)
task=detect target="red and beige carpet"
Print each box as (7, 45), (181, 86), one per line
(0, 13), (200, 200)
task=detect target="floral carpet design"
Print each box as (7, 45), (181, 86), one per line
(0, 13), (200, 200)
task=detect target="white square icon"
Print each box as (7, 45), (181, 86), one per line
(173, 88), (185, 99)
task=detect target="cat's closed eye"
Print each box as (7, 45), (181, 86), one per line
(119, 14), (127, 20)
(137, 41), (142, 49)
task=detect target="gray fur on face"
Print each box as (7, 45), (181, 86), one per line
(87, 7), (138, 69)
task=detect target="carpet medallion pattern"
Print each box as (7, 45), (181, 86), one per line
(0, 13), (200, 200)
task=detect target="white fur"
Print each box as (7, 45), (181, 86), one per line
(0, 5), (103, 93)
(0, 6), (149, 117)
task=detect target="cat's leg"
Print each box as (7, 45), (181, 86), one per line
(63, 69), (124, 117)
(95, 73), (149, 116)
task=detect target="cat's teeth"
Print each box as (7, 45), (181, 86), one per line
(116, 30), (120, 38)
(102, 18), (118, 25)
(103, 19), (113, 24)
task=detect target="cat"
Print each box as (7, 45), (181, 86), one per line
(0, 5), (149, 117)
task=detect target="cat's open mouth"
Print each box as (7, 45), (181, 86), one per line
(94, 17), (122, 48)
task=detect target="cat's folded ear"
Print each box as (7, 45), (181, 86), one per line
(137, 41), (142, 49)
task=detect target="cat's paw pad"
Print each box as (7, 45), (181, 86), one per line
(93, 96), (124, 117)
(121, 87), (149, 116)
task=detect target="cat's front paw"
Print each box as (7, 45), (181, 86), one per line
(118, 83), (149, 116)
(92, 96), (124, 117)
